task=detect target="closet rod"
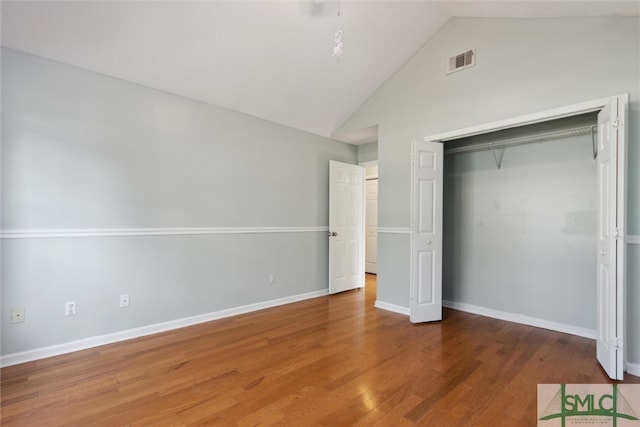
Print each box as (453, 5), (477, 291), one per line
(444, 125), (597, 156)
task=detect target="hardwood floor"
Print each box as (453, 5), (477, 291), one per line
(2, 274), (638, 426)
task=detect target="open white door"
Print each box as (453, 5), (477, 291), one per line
(596, 96), (626, 380)
(410, 141), (444, 323)
(329, 161), (365, 294)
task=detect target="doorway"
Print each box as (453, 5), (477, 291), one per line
(363, 163), (378, 274)
(358, 139), (379, 284)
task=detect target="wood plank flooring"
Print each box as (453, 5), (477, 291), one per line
(2, 274), (638, 426)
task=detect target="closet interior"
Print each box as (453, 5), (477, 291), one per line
(442, 113), (599, 330)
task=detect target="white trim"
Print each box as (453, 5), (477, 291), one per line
(0, 226), (329, 240)
(0, 289), (329, 368)
(375, 300), (410, 316)
(627, 235), (640, 244)
(443, 300), (596, 339)
(377, 227), (411, 234)
(424, 95), (617, 142)
(626, 362), (640, 378)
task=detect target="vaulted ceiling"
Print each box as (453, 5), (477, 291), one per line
(2, 1), (638, 144)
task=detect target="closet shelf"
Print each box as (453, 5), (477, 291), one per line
(444, 125), (597, 156)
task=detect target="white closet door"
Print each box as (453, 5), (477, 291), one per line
(410, 141), (444, 323)
(596, 97), (626, 380)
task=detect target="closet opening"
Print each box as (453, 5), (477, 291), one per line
(413, 94), (627, 379)
(442, 113), (598, 332)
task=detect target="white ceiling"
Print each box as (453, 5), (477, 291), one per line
(2, 1), (638, 144)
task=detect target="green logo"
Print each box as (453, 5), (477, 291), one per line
(539, 384), (639, 427)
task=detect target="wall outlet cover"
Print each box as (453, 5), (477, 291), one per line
(65, 301), (77, 316)
(11, 307), (25, 324)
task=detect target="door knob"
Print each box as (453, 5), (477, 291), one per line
(328, 231), (337, 237)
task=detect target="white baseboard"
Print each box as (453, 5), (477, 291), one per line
(443, 300), (597, 339)
(626, 362), (640, 378)
(0, 289), (329, 368)
(373, 299), (598, 341)
(374, 300), (410, 316)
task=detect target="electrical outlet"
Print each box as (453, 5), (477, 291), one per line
(11, 307), (25, 324)
(120, 294), (130, 308)
(269, 273), (276, 284)
(65, 301), (77, 316)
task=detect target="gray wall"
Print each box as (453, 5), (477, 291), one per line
(337, 17), (640, 364)
(357, 141), (378, 163)
(1, 48), (357, 355)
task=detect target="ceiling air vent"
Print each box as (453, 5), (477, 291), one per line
(447, 49), (475, 75)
